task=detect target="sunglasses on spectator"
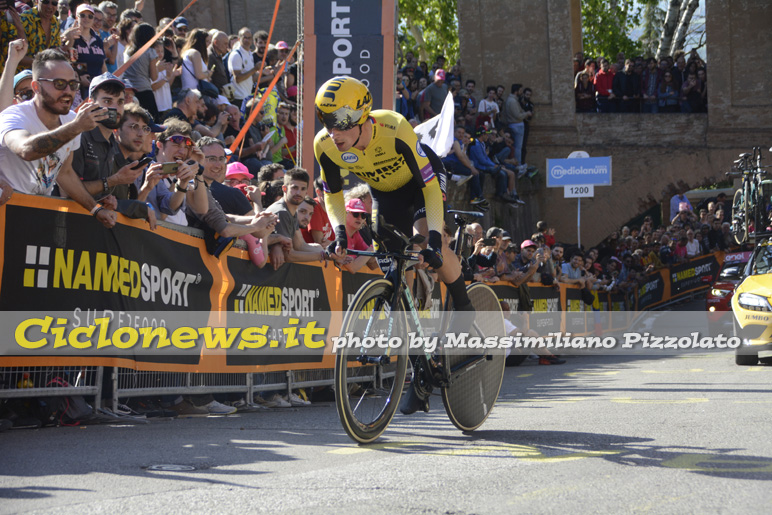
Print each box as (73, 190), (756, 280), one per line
(349, 212), (366, 219)
(15, 89), (34, 101)
(79, 13), (94, 19)
(126, 123), (151, 134)
(168, 135), (193, 147)
(38, 78), (80, 91)
(205, 156), (228, 163)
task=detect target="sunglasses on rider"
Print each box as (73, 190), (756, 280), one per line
(38, 78), (80, 91)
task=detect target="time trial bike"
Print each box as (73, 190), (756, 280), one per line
(333, 210), (506, 444)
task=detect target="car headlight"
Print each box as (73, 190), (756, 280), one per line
(711, 288), (731, 298)
(737, 292), (772, 312)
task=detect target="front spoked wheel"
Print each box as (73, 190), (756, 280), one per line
(441, 282), (506, 432)
(334, 279), (409, 444)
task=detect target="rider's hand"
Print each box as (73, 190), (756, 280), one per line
(419, 230), (444, 270)
(326, 225), (348, 260)
(419, 247), (443, 270)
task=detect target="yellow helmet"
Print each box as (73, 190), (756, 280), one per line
(315, 76), (372, 131)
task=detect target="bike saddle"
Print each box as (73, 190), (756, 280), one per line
(739, 153), (752, 159)
(447, 209), (484, 225)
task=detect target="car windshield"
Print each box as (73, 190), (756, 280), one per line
(719, 264), (743, 280)
(752, 245), (772, 275)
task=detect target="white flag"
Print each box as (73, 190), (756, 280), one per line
(413, 92), (455, 158)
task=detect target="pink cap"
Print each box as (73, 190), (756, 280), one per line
(276, 41), (289, 50)
(225, 162), (254, 180)
(434, 69), (446, 82)
(520, 239), (537, 249)
(76, 3), (95, 14)
(345, 198), (368, 213)
(679, 201), (690, 212)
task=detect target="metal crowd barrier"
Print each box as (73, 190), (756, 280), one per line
(110, 368), (338, 410)
(0, 366), (103, 406)
(0, 366), (360, 414)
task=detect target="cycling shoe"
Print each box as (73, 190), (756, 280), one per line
(399, 381), (431, 415)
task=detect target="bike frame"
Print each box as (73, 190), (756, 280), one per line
(348, 213), (489, 390)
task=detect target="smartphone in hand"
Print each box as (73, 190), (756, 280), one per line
(160, 162), (180, 174)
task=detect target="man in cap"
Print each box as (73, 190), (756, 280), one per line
(173, 17), (188, 37)
(13, 70), (34, 104)
(505, 239), (545, 286)
(224, 162), (254, 187)
(71, 72), (143, 198)
(276, 40), (293, 64)
(419, 68), (448, 121)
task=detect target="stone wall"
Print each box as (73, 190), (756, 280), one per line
(457, 0), (772, 247)
(111, 0), (298, 43)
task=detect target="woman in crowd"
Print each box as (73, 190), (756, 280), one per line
(180, 29), (213, 91)
(574, 72), (596, 113)
(151, 39), (180, 117)
(72, 4), (107, 97)
(657, 71), (680, 113)
(114, 17), (137, 70)
(341, 198), (377, 273)
(123, 23), (161, 119)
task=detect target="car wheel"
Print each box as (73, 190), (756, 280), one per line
(759, 357), (772, 365)
(735, 353), (758, 366)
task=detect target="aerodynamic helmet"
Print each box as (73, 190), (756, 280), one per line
(315, 76), (372, 131)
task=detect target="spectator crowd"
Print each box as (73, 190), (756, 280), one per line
(0, 2), (730, 423)
(0, 0), (318, 416)
(395, 52), (540, 209)
(573, 49), (708, 113)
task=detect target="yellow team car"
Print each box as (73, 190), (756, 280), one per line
(732, 238), (772, 365)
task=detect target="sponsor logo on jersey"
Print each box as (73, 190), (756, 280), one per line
(341, 152), (358, 164)
(416, 142), (427, 158)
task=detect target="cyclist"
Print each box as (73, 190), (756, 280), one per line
(314, 76), (474, 415)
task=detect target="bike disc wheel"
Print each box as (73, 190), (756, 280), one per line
(441, 282), (506, 432)
(334, 279), (409, 444)
(733, 188), (748, 244)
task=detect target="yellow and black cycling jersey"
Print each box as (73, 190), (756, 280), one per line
(313, 109), (444, 239)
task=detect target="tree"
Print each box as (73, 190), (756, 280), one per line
(640, 1), (666, 57)
(581, 0), (644, 59)
(581, 0), (705, 60)
(398, 0), (459, 65)
(656, 0), (701, 59)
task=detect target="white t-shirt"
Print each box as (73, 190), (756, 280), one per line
(227, 45), (254, 100)
(0, 101), (81, 195)
(181, 51), (206, 91)
(153, 69), (173, 113)
(116, 41), (126, 68)
(478, 98), (499, 116)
